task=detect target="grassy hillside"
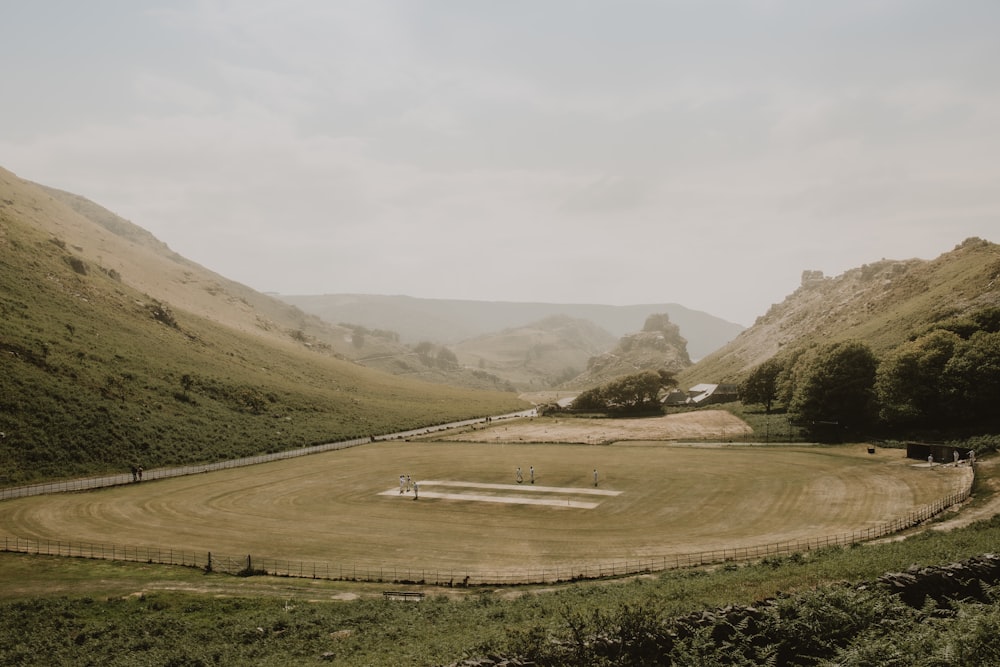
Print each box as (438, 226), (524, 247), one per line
(28, 177), (583, 393)
(679, 237), (1000, 387)
(451, 314), (617, 389)
(24, 175), (371, 361)
(0, 170), (527, 484)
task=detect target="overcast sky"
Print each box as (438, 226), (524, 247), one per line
(3, 1), (999, 326)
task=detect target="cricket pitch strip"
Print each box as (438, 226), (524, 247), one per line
(380, 480), (622, 509)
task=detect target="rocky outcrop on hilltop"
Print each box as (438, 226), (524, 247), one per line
(681, 237), (1000, 384)
(566, 313), (692, 388)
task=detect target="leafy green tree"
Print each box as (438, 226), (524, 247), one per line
(573, 370), (677, 415)
(971, 306), (1000, 333)
(775, 347), (810, 408)
(789, 340), (878, 435)
(935, 318), (983, 340)
(571, 385), (607, 411)
(874, 307), (1000, 431)
(923, 306), (1000, 340)
(739, 358), (783, 413)
(941, 330), (1000, 426)
(876, 329), (959, 429)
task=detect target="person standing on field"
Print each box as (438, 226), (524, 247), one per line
(593, 468), (599, 487)
(529, 466), (535, 484)
(516, 467), (523, 484)
(413, 481), (419, 500)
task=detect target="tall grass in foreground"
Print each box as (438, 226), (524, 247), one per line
(2, 512), (999, 665)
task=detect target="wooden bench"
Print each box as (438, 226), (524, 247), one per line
(383, 590), (425, 601)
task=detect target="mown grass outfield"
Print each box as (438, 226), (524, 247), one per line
(0, 435), (970, 580)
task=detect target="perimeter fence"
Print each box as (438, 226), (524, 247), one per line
(0, 410), (537, 501)
(0, 474), (974, 586)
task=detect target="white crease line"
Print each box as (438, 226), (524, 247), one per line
(379, 489), (600, 509)
(416, 481), (621, 496)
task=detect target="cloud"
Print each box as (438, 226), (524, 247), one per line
(2, 1), (999, 327)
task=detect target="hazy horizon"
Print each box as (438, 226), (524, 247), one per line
(4, 1), (999, 326)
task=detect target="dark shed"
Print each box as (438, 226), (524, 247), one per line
(906, 442), (973, 464)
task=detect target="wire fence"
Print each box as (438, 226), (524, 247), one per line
(0, 410), (537, 501)
(0, 473), (974, 586)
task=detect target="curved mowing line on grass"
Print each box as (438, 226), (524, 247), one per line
(0, 442), (975, 585)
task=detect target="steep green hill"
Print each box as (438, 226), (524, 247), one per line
(30, 177), (416, 366)
(679, 238), (1000, 387)
(0, 169), (527, 484)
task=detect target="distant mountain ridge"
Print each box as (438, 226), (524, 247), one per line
(451, 315), (618, 390)
(278, 293), (744, 361)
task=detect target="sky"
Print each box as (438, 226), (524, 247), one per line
(3, 1), (999, 326)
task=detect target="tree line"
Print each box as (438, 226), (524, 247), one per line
(739, 307), (1000, 440)
(572, 369), (677, 415)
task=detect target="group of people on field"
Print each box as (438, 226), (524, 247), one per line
(395, 465), (603, 502)
(398, 473), (418, 499)
(926, 450), (976, 467)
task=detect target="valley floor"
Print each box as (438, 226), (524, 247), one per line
(437, 408), (753, 444)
